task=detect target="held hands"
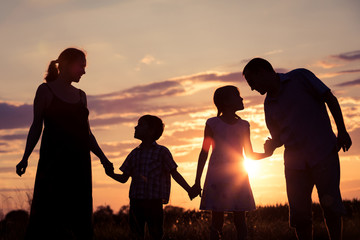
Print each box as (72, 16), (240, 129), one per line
(102, 160), (114, 176)
(264, 137), (276, 157)
(16, 159), (28, 176)
(188, 183), (202, 200)
(337, 130), (352, 152)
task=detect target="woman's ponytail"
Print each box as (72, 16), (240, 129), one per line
(44, 48), (86, 82)
(44, 60), (59, 82)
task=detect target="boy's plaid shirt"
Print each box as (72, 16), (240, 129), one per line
(120, 142), (178, 204)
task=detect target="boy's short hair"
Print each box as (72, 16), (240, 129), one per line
(139, 115), (164, 141)
(242, 58), (275, 76)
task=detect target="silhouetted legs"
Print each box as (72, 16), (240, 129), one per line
(286, 167), (314, 240)
(210, 211), (247, 240)
(129, 199), (163, 240)
(285, 152), (345, 240)
(210, 211), (223, 240)
(315, 154), (344, 240)
(324, 214), (342, 240)
(234, 211), (247, 240)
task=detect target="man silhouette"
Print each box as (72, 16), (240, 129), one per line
(243, 58), (352, 240)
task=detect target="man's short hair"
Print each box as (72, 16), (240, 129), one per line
(139, 115), (164, 141)
(243, 58), (275, 76)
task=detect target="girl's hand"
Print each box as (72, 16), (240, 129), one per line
(16, 159), (28, 176)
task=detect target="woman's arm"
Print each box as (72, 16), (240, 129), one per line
(89, 126), (114, 175)
(16, 85), (47, 176)
(81, 90), (114, 173)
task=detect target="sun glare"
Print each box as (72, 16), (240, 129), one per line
(244, 156), (261, 176)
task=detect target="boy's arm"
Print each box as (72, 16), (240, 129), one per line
(324, 91), (352, 152)
(170, 169), (191, 193)
(109, 172), (130, 183)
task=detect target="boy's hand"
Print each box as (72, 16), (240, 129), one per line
(189, 184), (202, 200)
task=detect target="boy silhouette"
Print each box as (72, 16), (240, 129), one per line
(107, 115), (192, 240)
(243, 58), (352, 240)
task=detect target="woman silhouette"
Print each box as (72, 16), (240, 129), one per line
(16, 48), (113, 239)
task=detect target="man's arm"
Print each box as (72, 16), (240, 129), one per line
(324, 91), (352, 152)
(264, 108), (283, 151)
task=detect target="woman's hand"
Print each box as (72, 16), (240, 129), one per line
(102, 160), (114, 176)
(16, 159), (28, 176)
(189, 183), (202, 200)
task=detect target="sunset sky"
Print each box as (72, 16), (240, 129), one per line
(1, 0), (360, 215)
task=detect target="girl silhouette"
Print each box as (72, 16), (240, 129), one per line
(16, 48), (114, 239)
(191, 85), (272, 240)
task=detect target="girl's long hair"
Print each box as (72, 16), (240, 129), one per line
(44, 48), (86, 82)
(213, 85), (240, 117)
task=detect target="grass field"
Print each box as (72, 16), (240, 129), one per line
(1, 199), (359, 239)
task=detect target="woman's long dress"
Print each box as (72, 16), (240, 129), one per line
(200, 117), (256, 212)
(26, 84), (93, 239)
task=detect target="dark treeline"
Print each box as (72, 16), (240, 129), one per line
(1, 199), (359, 240)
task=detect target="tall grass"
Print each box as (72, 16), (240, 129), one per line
(1, 199), (359, 240)
(93, 199), (360, 240)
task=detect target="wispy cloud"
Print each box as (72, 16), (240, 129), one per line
(313, 60), (342, 69)
(0, 103), (32, 129)
(264, 49), (283, 56)
(331, 50), (360, 61)
(318, 69), (360, 79)
(1, 70), (244, 130)
(0, 167), (16, 174)
(140, 54), (163, 65)
(312, 50), (360, 70)
(0, 134), (27, 141)
(335, 79), (360, 87)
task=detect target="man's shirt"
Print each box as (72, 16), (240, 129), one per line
(264, 68), (337, 169)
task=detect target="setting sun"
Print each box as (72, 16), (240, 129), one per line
(244, 157), (261, 176)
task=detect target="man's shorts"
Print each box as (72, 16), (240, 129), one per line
(285, 150), (346, 228)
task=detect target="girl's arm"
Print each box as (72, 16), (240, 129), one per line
(16, 85), (48, 176)
(243, 126), (272, 160)
(193, 124), (213, 189)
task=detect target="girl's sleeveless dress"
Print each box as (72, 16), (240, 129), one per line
(26, 83), (93, 239)
(200, 117), (256, 212)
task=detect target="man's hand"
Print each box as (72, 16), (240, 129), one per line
(337, 130), (352, 152)
(264, 137), (277, 156)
